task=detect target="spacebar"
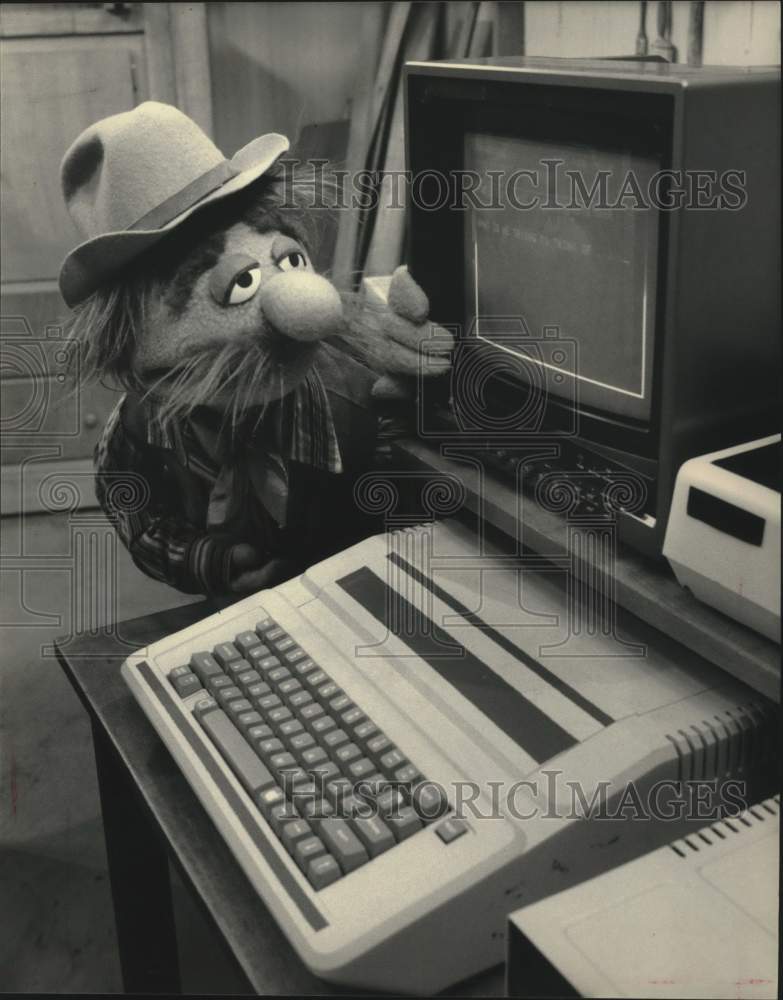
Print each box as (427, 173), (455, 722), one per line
(198, 707), (276, 796)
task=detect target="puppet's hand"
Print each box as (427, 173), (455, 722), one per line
(363, 266), (454, 400)
(228, 543), (296, 593)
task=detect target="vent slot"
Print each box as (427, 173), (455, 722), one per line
(667, 701), (779, 781)
(667, 795), (778, 859)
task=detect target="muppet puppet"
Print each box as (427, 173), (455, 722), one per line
(60, 102), (451, 596)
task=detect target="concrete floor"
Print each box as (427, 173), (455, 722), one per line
(0, 509), (216, 992)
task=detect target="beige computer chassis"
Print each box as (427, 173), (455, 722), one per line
(122, 520), (778, 993)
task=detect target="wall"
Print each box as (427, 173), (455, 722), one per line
(207, 1), (384, 157)
(524, 1), (780, 64)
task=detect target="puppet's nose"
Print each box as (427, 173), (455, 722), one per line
(258, 271), (343, 343)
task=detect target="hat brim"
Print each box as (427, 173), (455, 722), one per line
(59, 132), (289, 308)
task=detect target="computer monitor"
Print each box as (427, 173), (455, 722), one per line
(405, 58), (781, 556)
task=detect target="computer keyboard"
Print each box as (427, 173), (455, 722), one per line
(123, 519), (778, 993)
(170, 613), (459, 891)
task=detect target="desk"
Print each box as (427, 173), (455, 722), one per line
(56, 602), (506, 996)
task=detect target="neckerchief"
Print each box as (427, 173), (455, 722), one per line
(152, 368), (343, 530)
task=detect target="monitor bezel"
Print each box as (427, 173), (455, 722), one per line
(406, 71), (675, 460)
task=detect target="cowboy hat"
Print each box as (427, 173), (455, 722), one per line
(59, 101), (289, 308)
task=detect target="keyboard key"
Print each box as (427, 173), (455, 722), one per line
(300, 799), (335, 830)
(335, 742), (361, 766)
(268, 801), (299, 836)
(308, 761), (341, 786)
(353, 719), (379, 748)
(236, 710), (264, 732)
(275, 637), (296, 652)
(303, 669), (329, 691)
(213, 642), (241, 668)
(347, 757), (375, 781)
(354, 775), (387, 800)
(257, 693), (282, 712)
(294, 835), (326, 871)
(284, 647), (308, 663)
(319, 819), (369, 874)
(226, 659), (252, 681)
(412, 783), (450, 822)
(288, 690), (314, 711)
(351, 816), (395, 858)
(268, 706), (293, 726)
(268, 666), (292, 685)
(216, 686), (243, 707)
(316, 681), (341, 703)
(394, 764), (421, 786)
(278, 678), (302, 698)
(254, 618), (275, 636)
(234, 630), (262, 656)
(435, 817), (468, 844)
(329, 694), (352, 714)
(300, 703), (326, 728)
(193, 696), (218, 718)
(247, 644), (272, 664)
(256, 785), (285, 818)
(340, 794), (374, 820)
(278, 766), (309, 792)
(386, 806), (422, 842)
(246, 682), (272, 700)
(207, 674), (233, 694)
(258, 737), (284, 759)
(169, 668), (202, 698)
(325, 777), (353, 807)
(376, 787), (405, 817)
(198, 706), (276, 796)
(310, 715), (336, 737)
(291, 658), (318, 677)
(281, 819), (313, 853)
(269, 750), (297, 773)
(289, 731), (316, 755)
(323, 729), (349, 751)
(247, 723), (274, 742)
(302, 746), (328, 768)
(307, 854), (341, 890)
(255, 655), (282, 674)
(190, 652), (223, 682)
(235, 669), (262, 689)
(265, 626), (287, 643)
(278, 718), (304, 739)
(366, 733), (391, 757)
(380, 748), (406, 774)
(225, 698), (253, 721)
(342, 707), (366, 731)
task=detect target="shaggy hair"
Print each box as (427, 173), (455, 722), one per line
(66, 161), (378, 428)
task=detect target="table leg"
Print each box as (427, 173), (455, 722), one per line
(92, 719), (182, 994)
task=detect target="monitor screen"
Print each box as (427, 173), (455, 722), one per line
(464, 131), (660, 423)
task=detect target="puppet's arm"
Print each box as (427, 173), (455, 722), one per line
(94, 400), (276, 595)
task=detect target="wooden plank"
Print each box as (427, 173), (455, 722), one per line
(170, 2), (213, 135)
(394, 438), (781, 702)
(493, 1), (526, 56)
(362, 2), (440, 278)
(332, 2), (405, 287)
(142, 2), (177, 106)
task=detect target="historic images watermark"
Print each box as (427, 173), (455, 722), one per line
(275, 771), (750, 825)
(280, 158), (749, 212)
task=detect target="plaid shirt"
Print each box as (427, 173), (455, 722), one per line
(95, 350), (396, 595)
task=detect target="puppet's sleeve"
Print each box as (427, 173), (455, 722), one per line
(93, 398), (238, 595)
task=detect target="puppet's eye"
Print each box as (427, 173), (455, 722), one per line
(278, 251), (308, 272)
(226, 266), (262, 305)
